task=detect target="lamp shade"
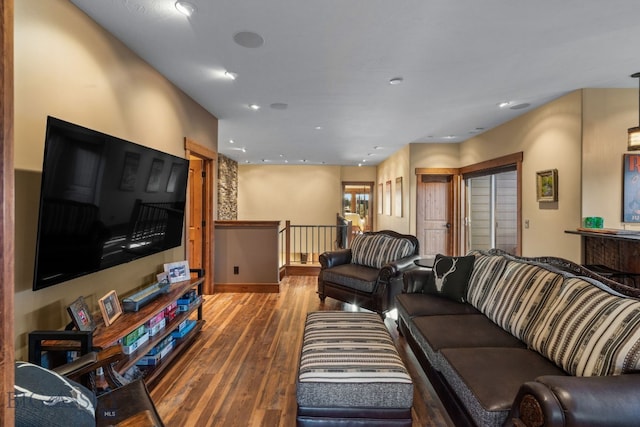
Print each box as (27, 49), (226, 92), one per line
(629, 127), (640, 151)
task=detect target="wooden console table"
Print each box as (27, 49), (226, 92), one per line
(565, 229), (640, 286)
(29, 276), (205, 388)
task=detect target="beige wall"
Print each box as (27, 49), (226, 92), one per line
(375, 145), (413, 234)
(238, 164), (376, 226)
(461, 90), (584, 260)
(582, 88), (638, 230)
(14, 0), (218, 359)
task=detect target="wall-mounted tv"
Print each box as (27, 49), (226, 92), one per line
(33, 117), (190, 291)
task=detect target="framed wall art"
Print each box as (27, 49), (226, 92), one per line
(377, 183), (383, 215)
(98, 290), (123, 327)
(623, 153), (640, 223)
(395, 177), (403, 217)
(536, 169), (558, 202)
(385, 180), (392, 215)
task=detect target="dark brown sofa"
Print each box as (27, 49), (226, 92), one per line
(318, 230), (419, 315)
(397, 249), (640, 427)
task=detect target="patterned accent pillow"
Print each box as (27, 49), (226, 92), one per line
(14, 361), (96, 426)
(422, 254), (475, 302)
(350, 233), (414, 269)
(530, 277), (640, 376)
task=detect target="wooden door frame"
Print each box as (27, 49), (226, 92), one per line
(415, 168), (461, 255)
(459, 152), (523, 256)
(185, 138), (216, 294)
(1, 1), (14, 424)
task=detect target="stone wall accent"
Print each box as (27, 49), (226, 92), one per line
(218, 154), (238, 220)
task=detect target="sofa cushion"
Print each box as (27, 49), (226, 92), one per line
(438, 347), (567, 427)
(350, 233), (414, 269)
(14, 361), (96, 427)
(410, 314), (526, 372)
(396, 293), (480, 319)
(422, 254), (475, 302)
(322, 263), (380, 293)
(466, 251), (509, 309)
(471, 258), (564, 344)
(530, 276), (640, 376)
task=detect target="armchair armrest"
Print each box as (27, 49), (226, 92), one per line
(319, 249), (352, 269)
(402, 267), (433, 293)
(379, 254), (420, 282)
(507, 374), (640, 427)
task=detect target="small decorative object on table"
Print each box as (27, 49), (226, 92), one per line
(67, 296), (96, 332)
(164, 260), (190, 283)
(98, 290), (123, 327)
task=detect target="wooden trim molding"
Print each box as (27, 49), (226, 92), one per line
(415, 167), (460, 175)
(459, 152), (523, 175)
(215, 220), (280, 229)
(184, 137), (217, 294)
(214, 283), (280, 293)
(1, 1), (14, 425)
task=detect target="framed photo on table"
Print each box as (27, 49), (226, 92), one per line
(164, 260), (190, 283)
(98, 290), (123, 327)
(67, 296), (96, 332)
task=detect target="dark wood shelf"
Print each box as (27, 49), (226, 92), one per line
(565, 228), (640, 241)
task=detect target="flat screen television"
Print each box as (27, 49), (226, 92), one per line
(32, 117), (190, 291)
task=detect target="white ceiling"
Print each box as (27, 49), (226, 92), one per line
(69, 0), (640, 166)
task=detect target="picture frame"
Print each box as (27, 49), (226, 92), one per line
(119, 152), (140, 191)
(385, 180), (392, 215)
(536, 169), (558, 202)
(377, 183), (383, 215)
(395, 177), (403, 218)
(67, 296), (96, 332)
(623, 153), (640, 223)
(98, 290), (123, 327)
(146, 158), (165, 192)
(164, 260), (190, 283)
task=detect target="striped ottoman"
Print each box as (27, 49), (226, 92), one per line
(296, 311), (413, 427)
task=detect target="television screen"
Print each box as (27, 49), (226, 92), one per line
(33, 117), (190, 291)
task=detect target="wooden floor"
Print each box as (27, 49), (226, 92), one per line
(150, 276), (455, 427)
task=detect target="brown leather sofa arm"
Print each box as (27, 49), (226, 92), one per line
(402, 268), (433, 293)
(379, 254), (420, 282)
(506, 374), (640, 427)
(319, 248), (352, 269)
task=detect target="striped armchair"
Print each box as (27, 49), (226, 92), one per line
(317, 230), (419, 315)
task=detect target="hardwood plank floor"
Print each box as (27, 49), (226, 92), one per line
(151, 276), (455, 427)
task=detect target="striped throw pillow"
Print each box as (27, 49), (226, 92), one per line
(530, 277), (640, 376)
(351, 234), (414, 268)
(466, 251), (509, 309)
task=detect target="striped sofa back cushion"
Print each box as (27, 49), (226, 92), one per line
(350, 233), (414, 268)
(475, 260), (564, 343)
(466, 251), (508, 310)
(529, 276), (640, 376)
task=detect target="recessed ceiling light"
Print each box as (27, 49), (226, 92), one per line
(175, 1), (196, 17)
(389, 77), (404, 85)
(241, 147), (247, 153)
(443, 135), (456, 139)
(373, 146), (384, 150)
(248, 104), (260, 110)
(498, 101), (512, 109)
(510, 103), (531, 110)
(314, 126), (323, 130)
(233, 31), (265, 48)
(224, 71), (238, 80)
(229, 139), (235, 144)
